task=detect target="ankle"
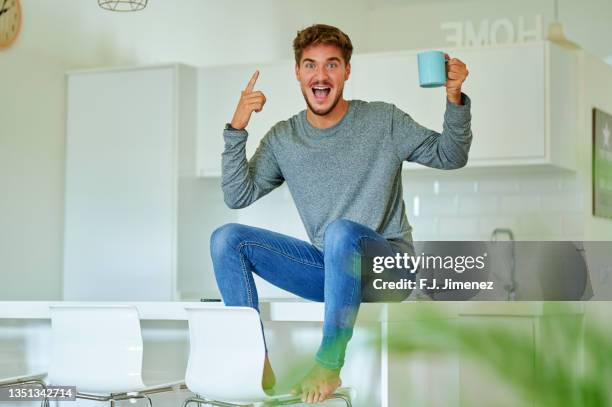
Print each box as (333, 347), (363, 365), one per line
(313, 361), (341, 377)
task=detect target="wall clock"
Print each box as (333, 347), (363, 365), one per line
(0, 0), (21, 50)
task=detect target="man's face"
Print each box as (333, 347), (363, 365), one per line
(295, 44), (351, 116)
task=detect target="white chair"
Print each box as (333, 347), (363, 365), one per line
(48, 305), (186, 406)
(182, 306), (354, 406)
(0, 373), (49, 407)
(0, 324), (49, 406)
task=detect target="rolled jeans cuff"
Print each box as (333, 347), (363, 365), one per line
(315, 333), (352, 370)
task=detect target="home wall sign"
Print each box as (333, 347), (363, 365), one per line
(441, 15), (543, 47)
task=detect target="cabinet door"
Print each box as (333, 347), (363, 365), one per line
(453, 45), (546, 162)
(198, 62), (305, 176)
(350, 45), (546, 166)
(64, 68), (175, 300)
(198, 64), (255, 177)
(243, 63), (306, 157)
(459, 316), (535, 407)
(350, 52), (445, 131)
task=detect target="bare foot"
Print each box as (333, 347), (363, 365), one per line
(262, 354), (276, 390)
(290, 363), (341, 404)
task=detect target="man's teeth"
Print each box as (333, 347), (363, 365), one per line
(313, 87), (331, 97)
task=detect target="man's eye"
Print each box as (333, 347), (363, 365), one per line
(327, 63), (337, 69)
(306, 63), (315, 69)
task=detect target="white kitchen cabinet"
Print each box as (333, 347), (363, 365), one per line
(198, 62), (305, 177)
(387, 304), (584, 407)
(63, 64), (211, 300)
(458, 316), (536, 407)
(197, 42), (577, 175)
(350, 42), (577, 171)
(198, 61), (354, 177)
(198, 64), (255, 177)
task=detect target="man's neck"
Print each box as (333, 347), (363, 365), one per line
(306, 98), (349, 129)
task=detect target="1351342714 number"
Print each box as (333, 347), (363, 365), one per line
(0, 386), (76, 401)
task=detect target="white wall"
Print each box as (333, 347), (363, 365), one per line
(361, 0), (612, 61)
(0, 0), (369, 300)
(580, 52), (612, 240)
(361, 0), (552, 52)
(1, 0), (611, 301)
(0, 42), (66, 300)
(235, 168), (585, 244)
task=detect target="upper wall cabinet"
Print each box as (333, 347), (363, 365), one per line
(198, 62), (326, 177)
(349, 42), (577, 171)
(198, 61), (356, 177)
(197, 42), (577, 176)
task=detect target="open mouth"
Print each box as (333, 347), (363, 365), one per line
(311, 85), (331, 102)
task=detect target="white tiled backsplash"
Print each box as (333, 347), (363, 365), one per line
(403, 169), (584, 241)
(210, 169), (585, 243)
(191, 170), (586, 298)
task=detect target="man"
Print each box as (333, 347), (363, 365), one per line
(210, 24), (470, 404)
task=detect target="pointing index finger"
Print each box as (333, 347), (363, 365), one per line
(245, 70), (259, 92)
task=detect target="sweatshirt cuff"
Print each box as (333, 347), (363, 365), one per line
(444, 92), (471, 126)
(223, 128), (248, 148)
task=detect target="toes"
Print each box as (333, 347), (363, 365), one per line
(306, 390), (316, 404)
(319, 389), (332, 403)
(300, 388), (309, 403)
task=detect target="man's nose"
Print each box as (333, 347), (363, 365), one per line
(314, 66), (329, 82)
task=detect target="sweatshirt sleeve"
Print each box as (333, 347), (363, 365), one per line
(221, 127), (284, 209)
(391, 93), (473, 169)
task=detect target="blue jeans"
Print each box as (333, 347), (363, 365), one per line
(210, 218), (413, 369)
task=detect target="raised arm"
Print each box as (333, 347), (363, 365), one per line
(391, 94), (472, 169)
(392, 55), (472, 169)
(221, 71), (284, 209)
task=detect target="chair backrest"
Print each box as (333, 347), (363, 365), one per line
(48, 305), (146, 393)
(184, 306), (268, 403)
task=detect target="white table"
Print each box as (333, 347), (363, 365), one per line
(0, 300), (568, 320)
(0, 300), (583, 407)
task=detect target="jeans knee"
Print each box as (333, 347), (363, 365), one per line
(210, 223), (246, 262)
(324, 218), (363, 253)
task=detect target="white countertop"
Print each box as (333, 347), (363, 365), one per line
(0, 300), (583, 321)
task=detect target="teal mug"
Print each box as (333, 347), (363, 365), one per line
(417, 50), (447, 88)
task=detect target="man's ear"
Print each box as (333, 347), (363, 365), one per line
(295, 63), (300, 81)
(345, 62), (351, 81)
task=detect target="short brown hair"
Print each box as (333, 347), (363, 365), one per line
(293, 24), (353, 65)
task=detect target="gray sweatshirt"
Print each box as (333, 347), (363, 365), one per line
(221, 94), (472, 251)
